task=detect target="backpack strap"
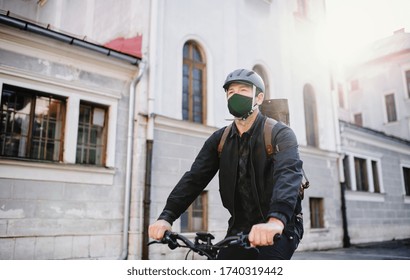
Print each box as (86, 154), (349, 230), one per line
(265, 117), (310, 200)
(263, 118), (278, 155)
(218, 118), (280, 157)
(218, 123), (232, 157)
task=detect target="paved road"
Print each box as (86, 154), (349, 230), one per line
(292, 239), (410, 260)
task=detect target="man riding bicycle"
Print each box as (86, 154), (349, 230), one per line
(149, 69), (304, 260)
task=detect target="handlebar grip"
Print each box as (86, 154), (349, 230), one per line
(162, 230), (171, 238)
(162, 231), (179, 250)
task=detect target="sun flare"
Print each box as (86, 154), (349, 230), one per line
(324, 0), (410, 65)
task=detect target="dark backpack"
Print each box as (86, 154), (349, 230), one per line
(217, 104), (310, 199)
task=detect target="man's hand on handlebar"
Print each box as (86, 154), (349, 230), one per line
(149, 218), (283, 248)
(248, 217), (284, 247)
(148, 219), (172, 240)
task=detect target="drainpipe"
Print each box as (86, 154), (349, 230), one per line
(142, 125), (154, 260)
(330, 67), (351, 248)
(340, 179), (351, 248)
(141, 0), (159, 260)
(337, 150), (351, 248)
(118, 60), (146, 260)
(141, 75), (156, 260)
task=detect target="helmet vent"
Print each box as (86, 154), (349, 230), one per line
(236, 69), (245, 76)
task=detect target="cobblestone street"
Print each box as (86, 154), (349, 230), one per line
(293, 239), (410, 260)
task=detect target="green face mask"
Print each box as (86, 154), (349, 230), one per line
(227, 94), (254, 119)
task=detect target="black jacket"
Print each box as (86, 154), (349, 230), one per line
(158, 112), (303, 235)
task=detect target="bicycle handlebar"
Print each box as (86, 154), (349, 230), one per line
(148, 231), (281, 260)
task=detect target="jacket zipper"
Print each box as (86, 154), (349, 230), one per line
(249, 136), (266, 222)
(227, 155), (239, 234)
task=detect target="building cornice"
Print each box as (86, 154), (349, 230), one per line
(0, 11), (141, 66)
(153, 114), (219, 138)
(340, 120), (410, 155)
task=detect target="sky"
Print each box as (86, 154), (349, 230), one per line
(324, 0), (410, 64)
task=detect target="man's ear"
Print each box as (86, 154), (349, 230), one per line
(256, 92), (265, 105)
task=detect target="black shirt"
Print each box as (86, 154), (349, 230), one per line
(231, 116), (263, 234)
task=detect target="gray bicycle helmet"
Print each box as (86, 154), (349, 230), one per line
(223, 69), (265, 93)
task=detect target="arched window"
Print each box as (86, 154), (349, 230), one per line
(252, 65), (270, 99)
(182, 41), (206, 123)
(303, 84), (319, 147)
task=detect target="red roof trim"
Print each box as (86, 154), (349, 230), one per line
(104, 35), (142, 58)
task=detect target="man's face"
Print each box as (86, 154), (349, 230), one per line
(226, 82), (264, 105)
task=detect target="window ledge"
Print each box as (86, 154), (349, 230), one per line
(309, 228), (329, 234)
(345, 190), (385, 202)
(404, 196), (410, 204)
(0, 159), (115, 185)
(384, 121), (399, 126)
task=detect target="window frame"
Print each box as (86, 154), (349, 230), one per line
(0, 77), (118, 185)
(76, 101), (109, 166)
(180, 191), (208, 233)
(309, 197), (325, 229)
(253, 65), (270, 99)
(353, 113), (363, 126)
(344, 153), (384, 194)
(354, 157), (369, 192)
(303, 83), (319, 147)
(337, 82), (345, 109)
(405, 70), (410, 99)
(401, 164), (410, 197)
(182, 40), (207, 124)
(0, 84), (66, 162)
(384, 93), (397, 123)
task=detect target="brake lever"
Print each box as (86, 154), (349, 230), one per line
(229, 233), (256, 251)
(162, 231), (179, 250)
(147, 231), (180, 250)
(166, 240), (178, 250)
(147, 240), (163, 246)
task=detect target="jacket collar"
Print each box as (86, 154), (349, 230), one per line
(230, 111), (264, 138)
